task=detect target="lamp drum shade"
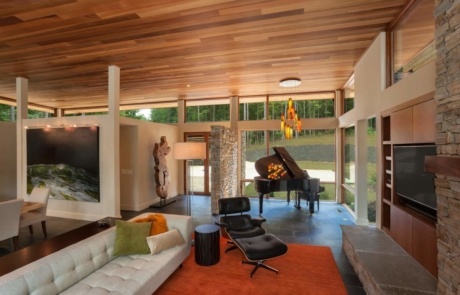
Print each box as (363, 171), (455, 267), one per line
(173, 142), (206, 160)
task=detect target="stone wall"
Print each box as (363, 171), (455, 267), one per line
(210, 125), (238, 214)
(434, 1), (460, 294)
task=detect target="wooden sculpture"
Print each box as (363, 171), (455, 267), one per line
(153, 136), (171, 199)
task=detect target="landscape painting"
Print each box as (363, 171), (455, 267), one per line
(27, 126), (100, 203)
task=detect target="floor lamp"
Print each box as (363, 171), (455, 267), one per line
(173, 142), (206, 216)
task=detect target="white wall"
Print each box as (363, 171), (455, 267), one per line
(120, 125), (138, 210)
(22, 115), (117, 221)
(338, 32), (436, 226)
(22, 115), (180, 219)
(339, 32), (436, 127)
(120, 117), (180, 211)
(0, 122), (16, 201)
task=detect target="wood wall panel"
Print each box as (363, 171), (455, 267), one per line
(413, 99), (436, 143)
(412, 217), (437, 277)
(391, 107), (413, 143)
(390, 205), (413, 254)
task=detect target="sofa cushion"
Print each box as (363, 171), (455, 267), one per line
(133, 213), (169, 236)
(146, 229), (185, 255)
(113, 220), (151, 256)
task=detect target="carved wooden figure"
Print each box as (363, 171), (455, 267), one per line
(153, 136), (171, 199)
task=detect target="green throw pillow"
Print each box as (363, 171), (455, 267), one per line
(113, 220), (151, 256)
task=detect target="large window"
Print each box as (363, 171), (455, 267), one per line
(186, 99), (229, 122)
(344, 189), (355, 212)
(0, 104), (54, 121)
(150, 107), (178, 123)
(65, 111), (108, 116)
(392, 0), (435, 83)
(241, 129), (336, 201)
(119, 110), (149, 121)
(240, 131), (266, 196)
(367, 118), (377, 222)
(0, 104), (15, 122)
(343, 77), (354, 114)
(343, 126), (355, 210)
(268, 93), (335, 121)
(270, 129), (336, 201)
(239, 96), (266, 121)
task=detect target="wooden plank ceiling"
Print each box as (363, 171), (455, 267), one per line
(0, 0), (408, 112)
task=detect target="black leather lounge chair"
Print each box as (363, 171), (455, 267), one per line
(215, 196), (266, 253)
(216, 197), (288, 278)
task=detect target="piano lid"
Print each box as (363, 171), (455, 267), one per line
(254, 147), (305, 180)
(273, 147), (305, 179)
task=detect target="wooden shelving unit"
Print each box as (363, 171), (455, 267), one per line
(380, 98), (438, 277)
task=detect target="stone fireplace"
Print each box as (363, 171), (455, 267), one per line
(434, 0), (460, 294)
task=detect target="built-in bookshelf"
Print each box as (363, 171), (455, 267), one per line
(380, 98), (437, 276)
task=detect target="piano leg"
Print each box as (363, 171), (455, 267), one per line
(258, 193), (264, 215)
(308, 192), (316, 214)
(294, 191), (301, 209)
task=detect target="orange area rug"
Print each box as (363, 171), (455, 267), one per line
(154, 239), (347, 295)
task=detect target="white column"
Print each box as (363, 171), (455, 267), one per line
(16, 77), (28, 198)
(375, 114), (383, 228)
(229, 96), (238, 130)
(108, 65), (121, 216)
(335, 89), (343, 203)
(176, 99), (186, 194)
(355, 119), (369, 225)
(177, 99), (185, 126)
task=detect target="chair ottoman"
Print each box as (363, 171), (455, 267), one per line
(234, 233), (288, 278)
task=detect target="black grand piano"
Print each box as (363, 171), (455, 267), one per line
(254, 147), (323, 214)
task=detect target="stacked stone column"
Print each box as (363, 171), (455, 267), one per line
(210, 126), (238, 214)
(434, 1), (460, 294)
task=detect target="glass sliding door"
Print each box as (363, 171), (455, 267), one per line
(343, 126), (356, 211)
(184, 133), (210, 195)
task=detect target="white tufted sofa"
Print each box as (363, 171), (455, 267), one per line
(0, 213), (193, 295)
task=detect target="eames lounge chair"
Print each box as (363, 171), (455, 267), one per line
(0, 199), (24, 251)
(215, 196), (266, 253)
(216, 196), (288, 278)
(19, 187), (51, 237)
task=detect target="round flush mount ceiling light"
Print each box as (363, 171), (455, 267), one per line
(279, 78), (301, 88)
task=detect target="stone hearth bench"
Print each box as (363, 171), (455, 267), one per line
(341, 225), (437, 295)
(0, 213), (192, 295)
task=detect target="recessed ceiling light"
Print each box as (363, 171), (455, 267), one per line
(279, 78), (301, 88)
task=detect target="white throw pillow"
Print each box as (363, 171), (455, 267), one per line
(146, 228), (185, 255)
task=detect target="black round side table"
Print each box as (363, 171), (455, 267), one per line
(194, 224), (220, 266)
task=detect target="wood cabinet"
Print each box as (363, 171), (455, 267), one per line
(412, 217), (438, 276)
(413, 99), (436, 143)
(380, 98), (438, 277)
(391, 107), (413, 143)
(390, 205), (413, 254)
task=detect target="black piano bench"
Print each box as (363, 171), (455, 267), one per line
(234, 234), (288, 278)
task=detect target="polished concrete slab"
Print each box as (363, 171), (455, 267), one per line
(342, 225), (437, 295)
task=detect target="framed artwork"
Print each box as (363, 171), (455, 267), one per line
(26, 126), (100, 202)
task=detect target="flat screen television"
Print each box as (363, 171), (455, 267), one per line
(393, 145), (437, 218)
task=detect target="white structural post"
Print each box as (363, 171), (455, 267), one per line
(108, 65), (121, 216)
(16, 77), (28, 199)
(355, 119), (369, 225)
